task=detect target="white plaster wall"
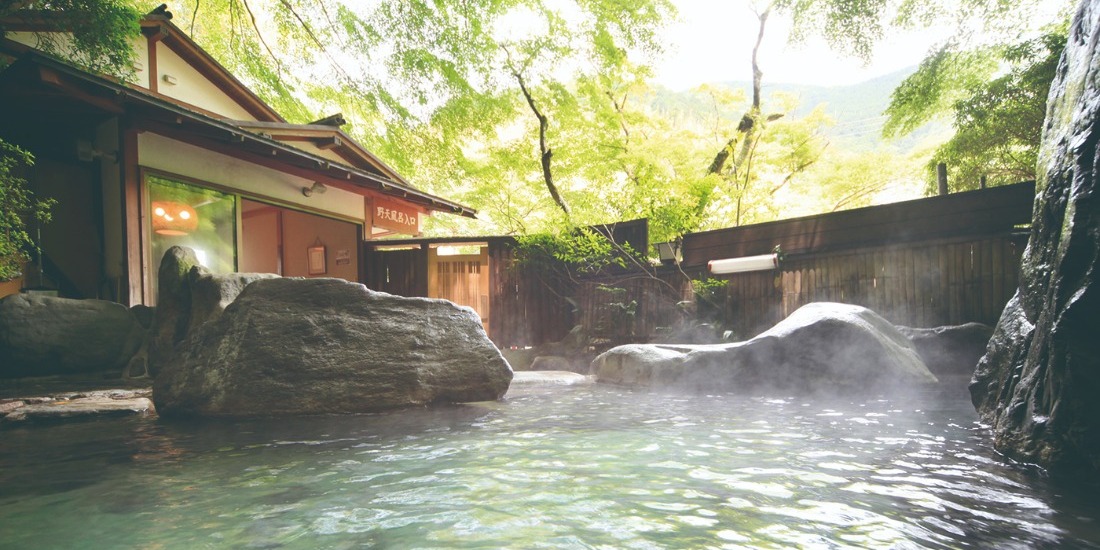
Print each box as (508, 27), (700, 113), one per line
(7, 33), (148, 84)
(154, 41), (256, 121)
(280, 140), (347, 164)
(138, 133), (366, 221)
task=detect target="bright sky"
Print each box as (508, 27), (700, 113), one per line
(653, 2), (953, 90)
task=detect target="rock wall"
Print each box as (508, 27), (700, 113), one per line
(970, 0), (1100, 475)
(897, 323), (993, 377)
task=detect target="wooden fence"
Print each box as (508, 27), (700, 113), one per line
(702, 235), (1026, 339)
(365, 184), (1035, 349)
(681, 182), (1034, 337)
(363, 219), (651, 350)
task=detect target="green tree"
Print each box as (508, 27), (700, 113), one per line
(778, 0), (1071, 193)
(889, 28), (1066, 191)
(0, 0), (139, 77)
(171, 0), (677, 235)
(0, 141), (53, 281)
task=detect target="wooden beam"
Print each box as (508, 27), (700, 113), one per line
(119, 120), (144, 306)
(134, 118), (438, 207)
(35, 66), (125, 114)
(145, 29), (159, 93)
(315, 135), (342, 150)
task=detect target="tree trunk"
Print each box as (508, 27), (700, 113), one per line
(707, 6), (771, 179)
(513, 67), (571, 217)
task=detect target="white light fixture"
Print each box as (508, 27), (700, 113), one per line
(301, 181), (328, 197)
(708, 253), (779, 275)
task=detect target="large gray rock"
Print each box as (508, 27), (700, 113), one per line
(146, 246), (201, 377)
(897, 323), (994, 377)
(593, 302), (936, 394)
(153, 277), (513, 417)
(146, 246), (277, 376)
(0, 294), (144, 377)
(970, 0), (1100, 476)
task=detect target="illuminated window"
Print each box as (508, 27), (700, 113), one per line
(147, 174), (236, 299)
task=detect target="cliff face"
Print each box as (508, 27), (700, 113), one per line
(970, 0), (1100, 475)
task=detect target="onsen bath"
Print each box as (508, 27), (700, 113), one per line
(2, 382), (1099, 548)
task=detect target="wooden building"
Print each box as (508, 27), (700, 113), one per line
(0, 8), (474, 304)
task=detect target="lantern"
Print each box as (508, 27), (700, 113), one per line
(151, 201), (198, 235)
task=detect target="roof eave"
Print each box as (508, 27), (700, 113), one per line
(1, 52), (477, 219)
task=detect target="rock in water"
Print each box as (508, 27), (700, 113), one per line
(0, 294), (144, 377)
(897, 323), (994, 377)
(593, 302), (936, 395)
(147, 246), (277, 377)
(970, 0), (1100, 476)
(153, 277), (513, 416)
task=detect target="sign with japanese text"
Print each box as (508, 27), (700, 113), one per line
(372, 196), (421, 235)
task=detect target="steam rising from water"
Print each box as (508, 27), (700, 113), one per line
(2, 385), (1098, 548)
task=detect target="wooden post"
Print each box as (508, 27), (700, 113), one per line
(937, 163), (948, 196)
(980, 175), (987, 189)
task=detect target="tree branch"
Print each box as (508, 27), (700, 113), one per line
(239, 0), (278, 68)
(505, 47), (571, 217)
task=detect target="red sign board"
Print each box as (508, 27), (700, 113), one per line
(373, 197), (421, 235)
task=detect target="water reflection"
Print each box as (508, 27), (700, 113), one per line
(2, 385), (1099, 548)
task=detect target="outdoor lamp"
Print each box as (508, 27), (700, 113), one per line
(302, 181), (328, 197)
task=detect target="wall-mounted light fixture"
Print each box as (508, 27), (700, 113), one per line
(76, 139), (117, 163)
(708, 253), (779, 275)
(301, 181), (328, 197)
(657, 239), (682, 264)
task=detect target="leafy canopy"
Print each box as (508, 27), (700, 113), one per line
(0, 0), (140, 78)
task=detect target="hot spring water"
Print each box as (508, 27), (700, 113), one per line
(2, 383), (1099, 548)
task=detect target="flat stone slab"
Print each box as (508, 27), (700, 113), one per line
(511, 371), (595, 386)
(506, 371), (596, 397)
(1, 389), (155, 423)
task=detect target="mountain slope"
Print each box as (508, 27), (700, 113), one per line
(651, 67), (948, 152)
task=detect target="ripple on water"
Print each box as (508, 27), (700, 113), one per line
(1, 385), (1098, 548)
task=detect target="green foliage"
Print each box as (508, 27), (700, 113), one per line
(883, 46), (1000, 138)
(798, 148), (924, 213)
(0, 0), (141, 79)
(922, 28), (1066, 191)
(691, 277), (727, 304)
(514, 227), (620, 275)
(780, 0), (888, 61)
(781, 0), (1062, 62)
(702, 91), (833, 227)
(690, 276), (728, 332)
(0, 139), (54, 282)
(168, 0), (684, 238)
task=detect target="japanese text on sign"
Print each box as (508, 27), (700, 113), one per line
(376, 206), (417, 227)
(372, 197), (421, 235)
